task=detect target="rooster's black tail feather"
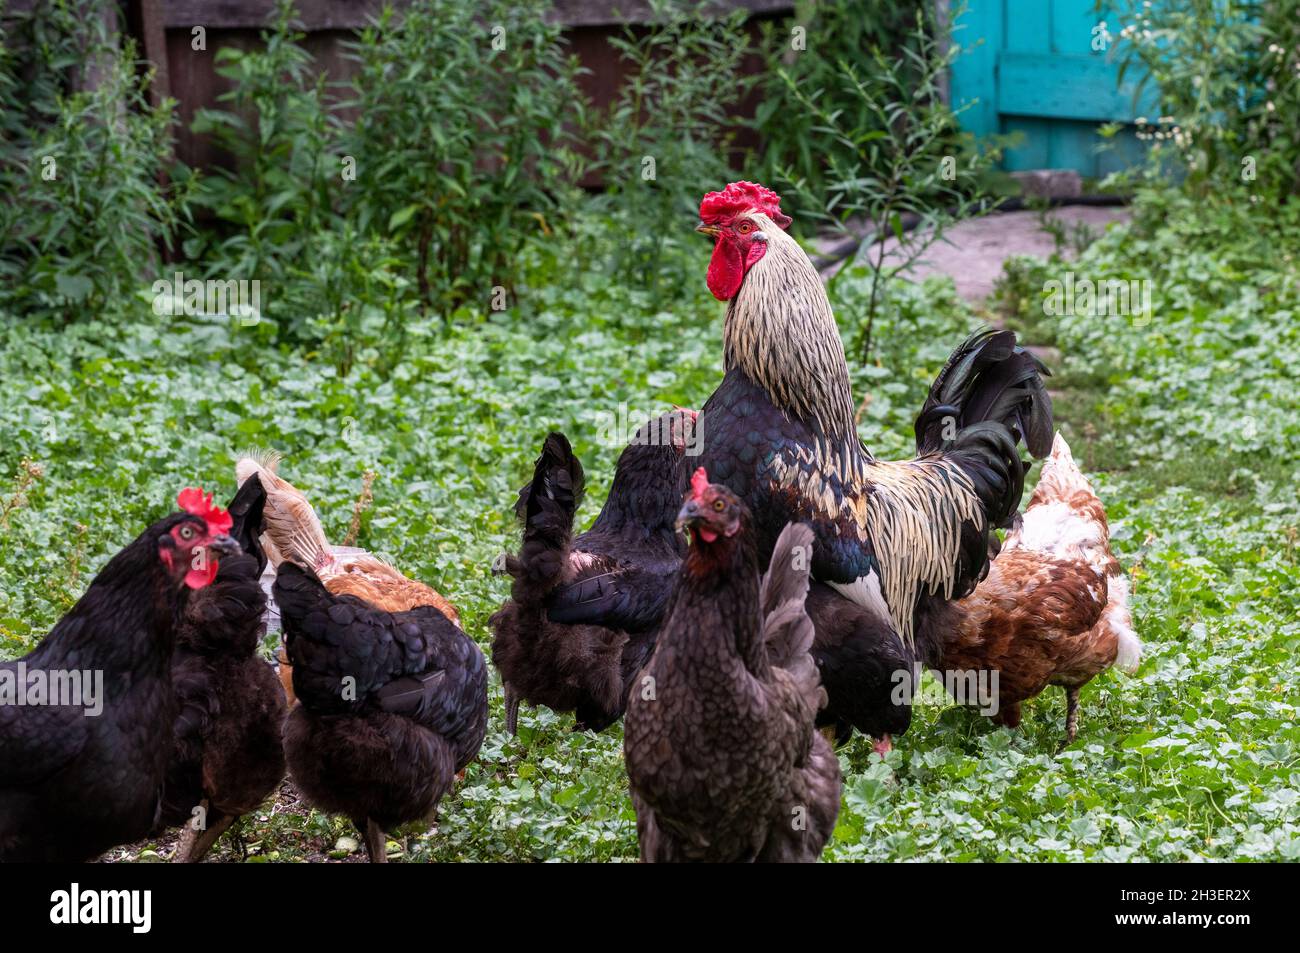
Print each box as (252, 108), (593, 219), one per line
(914, 327), (1053, 459)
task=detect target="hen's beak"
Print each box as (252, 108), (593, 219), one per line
(675, 499), (703, 531)
(207, 534), (241, 559)
(695, 222), (721, 239)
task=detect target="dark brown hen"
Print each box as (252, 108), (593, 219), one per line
(624, 473), (840, 862)
(156, 474), (287, 861)
(490, 410), (692, 733)
(275, 561), (487, 862)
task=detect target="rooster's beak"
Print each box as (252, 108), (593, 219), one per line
(695, 222), (721, 239)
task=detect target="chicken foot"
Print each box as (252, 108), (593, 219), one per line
(173, 802), (237, 863)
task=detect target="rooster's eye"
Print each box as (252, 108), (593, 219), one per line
(737, 222), (752, 234)
(713, 499), (725, 512)
(178, 525), (196, 541)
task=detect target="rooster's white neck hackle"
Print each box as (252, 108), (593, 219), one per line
(724, 212), (857, 445)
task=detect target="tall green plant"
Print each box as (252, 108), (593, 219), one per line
(0, 0), (188, 319)
(1110, 0), (1299, 202)
(341, 0), (586, 320)
(750, 0), (920, 206)
(771, 3), (1000, 363)
(592, 0), (751, 303)
(186, 0), (340, 291)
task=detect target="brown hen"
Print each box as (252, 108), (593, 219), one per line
(940, 433), (1140, 743)
(235, 453), (459, 707)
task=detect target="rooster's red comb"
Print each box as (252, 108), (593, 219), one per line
(699, 181), (792, 229)
(177, 487), (233, 537)
(690, 467), (710, 500)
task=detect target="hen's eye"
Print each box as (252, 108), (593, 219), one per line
(178, 525), (196, 541)
(712, 499), (725, 512)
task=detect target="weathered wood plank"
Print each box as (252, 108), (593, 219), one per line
(134, 0), (173, 109)
(948, 0), (1002, 137)
(157, 0), (792, 30)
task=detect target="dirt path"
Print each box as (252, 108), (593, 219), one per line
(818, 206), (1131, 302)
(819, 205), (1130, 387)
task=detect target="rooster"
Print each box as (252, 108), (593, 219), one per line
(156, 474), (287, 862)
(692, 181), (1053, 747)
(624, 471), (840, 862)
(235, 452), (460, 706)
(0, 489), (239, 862)
(490, 410), (693, 734)
(939, 433), (1141, 743)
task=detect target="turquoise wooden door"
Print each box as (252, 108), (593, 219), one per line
(949, 0), (1156, 177)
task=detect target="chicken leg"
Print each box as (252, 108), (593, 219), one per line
(1063, 685), (1082, 745)
(363, 818), (388, 863)
(173, 802), (237, 863)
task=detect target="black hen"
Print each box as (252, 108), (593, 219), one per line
(156, 474), (287, 862)
(0, 493), (239, 862)
(490, 409), (691, 733)
(624, 480), (841, 863)
(275, 562), (487, 862)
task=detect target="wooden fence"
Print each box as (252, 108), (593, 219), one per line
(4, 0), (795, 173)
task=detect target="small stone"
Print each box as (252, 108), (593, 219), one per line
(1011, 169), (1083, 199)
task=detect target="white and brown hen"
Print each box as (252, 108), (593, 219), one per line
(235, 452), (459, 706)
(939, 433), (1140, 744)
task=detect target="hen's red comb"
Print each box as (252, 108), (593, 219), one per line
(699, 181), (792, 229)
(177, 487), (233, 537)
(690, 467), (710, 500)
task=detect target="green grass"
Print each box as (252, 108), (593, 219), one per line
(2, 197), (1297, 862)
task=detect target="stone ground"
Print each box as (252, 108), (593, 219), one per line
(818, 205), (1132, 302)
(815, 204), (1131, 384)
